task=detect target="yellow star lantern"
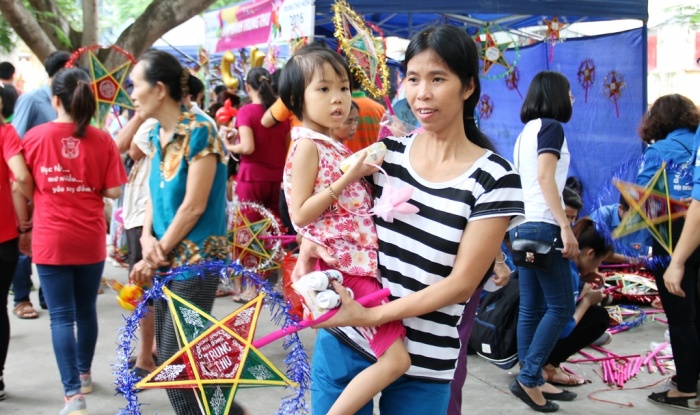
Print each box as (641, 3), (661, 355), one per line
(136, 289), (295, 414)
(613, 162), (689, 254)
(476, 28), (513, 76)
(332, 0), (390, 99)
(88, 51), (135, 128)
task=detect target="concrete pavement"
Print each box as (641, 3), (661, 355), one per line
(1, 263), (685, 414)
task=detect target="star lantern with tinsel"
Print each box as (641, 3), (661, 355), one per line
(65, 45), (136, 128)
(136, 289), (296, 415)
(603, 70), (625, 118)
(543, 16), (567, 62)
(577, 59), (596, 103)
(478, 95), (494, 120)
(332, 0), (391, 101)
(476, 28), (512, 77)
(505, 66), (523, 98)
(613, 162), (689, 254)
(230, 202), (284, 273)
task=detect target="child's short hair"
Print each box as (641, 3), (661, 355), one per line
(278, 44), (351, 121)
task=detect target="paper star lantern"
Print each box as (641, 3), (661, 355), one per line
(65, 45), (136, 129)
(603, 70), (626, 118)
(230, 202), (283, 273)
(88, 51), (135, 127)
(505, 67), (523, 98)
(542, 16), (568, 62)
(136, 289), (295, 414)
(332, 0), (390, 99)
(476, 28), (512, 76)
(613, 162), (689, 254)
(478, 94), (494, 120)
(544, 16), (566, 42)
(577, 59), (596, 103)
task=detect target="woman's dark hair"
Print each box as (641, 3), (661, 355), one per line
(404, 25), (495, 152)
(565, 176), (583, 198)
(520, 71), (572, 124)
(52, 68), (96, 137)
(572, 218), (614, 258)
(279, 44), (351, 120)
(350, 100), (359, 112)
(138, 49), (187, 102)
(270, 68), (282, 96)
(187, 74), (205, 101)
(246, 67), (276, 110)
(639, 94), (700, 144)
(0, 83), (17, 120)
(562, 187), (583, 210)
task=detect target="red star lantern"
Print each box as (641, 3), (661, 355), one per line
(136, 289), (295, 414)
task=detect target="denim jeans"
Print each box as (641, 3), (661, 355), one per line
(311, 329), (450, 415)
(510, 222), (575, 388)
(12, 253), (32, 305)
(37, 261), (104, 396)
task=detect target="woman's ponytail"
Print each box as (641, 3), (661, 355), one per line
(52, 68), (96, 138)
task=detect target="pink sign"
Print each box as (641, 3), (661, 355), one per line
(213, 0), (276, 52)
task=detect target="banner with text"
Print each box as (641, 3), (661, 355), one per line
(205, 0), (315, 53)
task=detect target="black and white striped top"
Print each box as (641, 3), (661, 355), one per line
(330, 134), (525, 382)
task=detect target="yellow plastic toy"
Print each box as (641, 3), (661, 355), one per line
(106, 279), (147, 311)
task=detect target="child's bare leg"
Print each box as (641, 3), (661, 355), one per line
(327, 339), (410, 415)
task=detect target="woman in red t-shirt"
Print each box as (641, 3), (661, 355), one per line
(0, 85), (34, 401)
(22, 68), (127, 414)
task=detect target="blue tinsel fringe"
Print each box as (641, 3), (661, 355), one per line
(114, 260), (311, 415)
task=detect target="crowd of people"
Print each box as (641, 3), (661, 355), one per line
(0, 20), (698, 415)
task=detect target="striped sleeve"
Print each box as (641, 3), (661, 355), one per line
(470, 153), (525, 228)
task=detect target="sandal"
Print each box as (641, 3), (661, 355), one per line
(543, 365), (585, 386)
(648, 391), (700, 412)
(13, 301), (39, 319)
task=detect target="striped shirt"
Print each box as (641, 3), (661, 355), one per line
(330, 134), (525, 381)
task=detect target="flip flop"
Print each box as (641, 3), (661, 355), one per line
(131, 367), (152, 393)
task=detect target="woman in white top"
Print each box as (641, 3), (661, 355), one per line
(509, 71), (578, 413)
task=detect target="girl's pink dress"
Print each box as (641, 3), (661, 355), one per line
(283, 127), (404, 357)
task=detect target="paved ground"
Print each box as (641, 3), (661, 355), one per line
(1, 263), (687, 414)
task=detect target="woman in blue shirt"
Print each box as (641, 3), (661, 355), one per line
(129, 50), (236, 415)
(636, 94), (700, 412)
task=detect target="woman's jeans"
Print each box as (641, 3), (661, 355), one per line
(37, 262), (104, 396)
(510, 222), (575, 388)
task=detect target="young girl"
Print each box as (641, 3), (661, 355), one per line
(279, 45), (411, 414)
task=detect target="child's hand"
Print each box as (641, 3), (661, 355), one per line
(344, 150), (381, 182)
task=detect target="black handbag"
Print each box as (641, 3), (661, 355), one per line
(511, 231), (556, 272)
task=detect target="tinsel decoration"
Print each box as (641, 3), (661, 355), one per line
(504, 66), (523, 98)
(603, 70), (625, 118)
(331, 0), (390, 99)
(577, 59), (595, 103)
(478, 94), (494, 120)
(114, 261), (310, 415)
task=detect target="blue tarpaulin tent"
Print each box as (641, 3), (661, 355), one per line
(312, 0), (649, 38)
(188, 0), (649, 212)
(310, 0), (650, 213)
